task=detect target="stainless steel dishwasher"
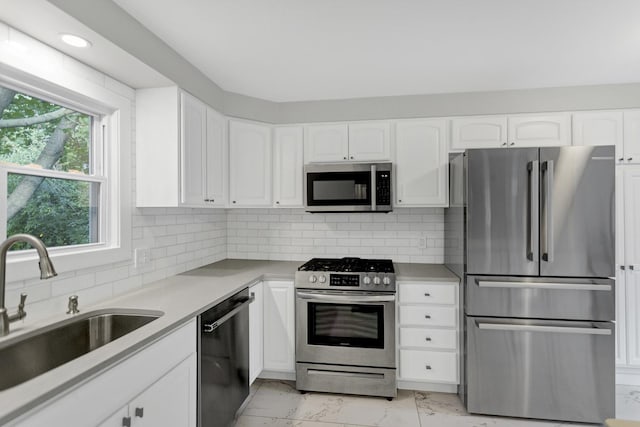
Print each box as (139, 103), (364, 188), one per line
(198, 288), (253, 427)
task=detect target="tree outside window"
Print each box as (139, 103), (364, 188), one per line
(0, 85), (101, 251)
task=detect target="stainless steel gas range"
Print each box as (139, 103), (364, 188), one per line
(295, 257), (397, 399)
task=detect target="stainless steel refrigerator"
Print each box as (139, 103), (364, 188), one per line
(445, 146), (615, 424)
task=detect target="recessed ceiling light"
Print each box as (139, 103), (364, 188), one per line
(60, 33), (92, 48)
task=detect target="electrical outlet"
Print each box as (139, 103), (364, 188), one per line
(134, 247), (151, 268)
(418, 237), (427, 249)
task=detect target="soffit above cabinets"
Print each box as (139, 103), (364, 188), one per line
(0, 0), (171, 89)
(112, 0), (640, 102)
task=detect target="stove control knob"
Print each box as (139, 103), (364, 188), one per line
(373, 276), (381, 286)
(363, 276), (371, 285)
(383, 276), (391, 286)
(309, 275), (317, 283)
(318, 275), (327, 284)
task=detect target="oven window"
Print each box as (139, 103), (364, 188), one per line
(307, 172), (371, 206)
(308, 303), (384, 349)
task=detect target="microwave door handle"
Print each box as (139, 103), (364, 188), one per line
(371, 164), (377, 211)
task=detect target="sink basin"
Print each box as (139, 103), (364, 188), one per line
(0, 309), (163, 391)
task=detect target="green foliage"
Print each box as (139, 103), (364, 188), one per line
(1, 87), (96, 250)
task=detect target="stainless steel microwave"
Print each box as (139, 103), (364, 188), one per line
(304, 162), (392, 212)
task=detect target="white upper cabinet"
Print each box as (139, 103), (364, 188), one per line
(180, 92), (207, 206)
(508, 113), (571, 147)
(395, 119), (448, 207)
(273, 126), (304, 207)
(229, 120), (273, 206)
(572, 111), (623, 148)
(450, 113), (570, 150)
(451, 116), (507, 150)
(204, 107), (227, 206)
(136, 87), (225, 208)
(623, 111), (640, 164)
(304, 122), (391, 163)
(305, 124), (348, 162)
(348, 122), (391, 161)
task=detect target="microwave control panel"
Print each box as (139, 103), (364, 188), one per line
(376, 171), (391, 205)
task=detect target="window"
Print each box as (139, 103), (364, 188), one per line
(0, 86), (104, 251)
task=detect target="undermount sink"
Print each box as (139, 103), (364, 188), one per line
(0, 309), (163, 391)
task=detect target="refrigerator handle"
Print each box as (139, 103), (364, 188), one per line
(527, 161), (539, 261)
(541, 160), (554, 263)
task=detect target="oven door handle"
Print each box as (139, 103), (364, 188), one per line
(296, 291), (395, 303)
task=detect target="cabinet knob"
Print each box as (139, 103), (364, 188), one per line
(510, 142), (515, 146)
(424, 314), (431, 319)
(621, 265), (626, 270)
(276, 201), (280, 204)
(424, 293), (431, 297)
(135, 407), (144, 418)
(502, 143), (507, 146)
(398, 199), (402, 203)
(425, 365), (432, 370)
(425, 337), (432, 342)
(343, 156), (347, 160)
(629, 158), (634, 161)
(631, 265), (636, 270)
(122, 417), (132, 427)
(350, 156), (354, 159)
(232, 201), (236, 204)
(619, 158), (625, 162)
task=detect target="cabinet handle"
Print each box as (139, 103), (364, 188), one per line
(204, 199), (209, 202)
(122, 417), (132, 427)
(210, 198), (215, 203)
(398, 199), (402, 203)
(425, 365), (432, 370)
(424, 293), (431, 297)
(135, 407), (144, 418)
(425, 337), (432, 342)
(425, 314), (431, 319)
(232, 201), (236, 204)
(350, 156), (354, 159)
(619, 157), (625, 162)
(276, 201), (280, 204)
(621, 265), (626, 270)
(343, 156), (347, 160)
(629, 158), (634, 161)
(502, 143), (507, 146)
(631, 265), (636, 270)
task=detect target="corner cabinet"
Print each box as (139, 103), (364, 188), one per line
(136, 87), (226, 207)
(229, 120), (273, 207)
(395, 119), (448, 207)
(11, 320), (197, 427)
(273, 126), (304, 207)
(304, 122), (391, 163)
(262, 281), (295, 377)
(249, 281), (264, 384)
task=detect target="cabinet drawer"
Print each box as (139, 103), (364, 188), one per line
(399, 305), (456, 327)
(399, 350), (457, 383)
(400, 327), (457, 350)
(399, 283), (456, 305)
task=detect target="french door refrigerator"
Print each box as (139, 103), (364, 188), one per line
(446, 146), (615, 424)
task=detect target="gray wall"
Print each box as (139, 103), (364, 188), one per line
(49, 0), (640, 124)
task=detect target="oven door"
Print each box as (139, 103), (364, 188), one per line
(295, 290), (396, 368)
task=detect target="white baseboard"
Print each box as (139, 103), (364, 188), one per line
(398, 380), (458, 393)
(617, 366), (640, 386)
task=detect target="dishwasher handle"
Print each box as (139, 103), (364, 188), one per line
(202, 294), (255, 333)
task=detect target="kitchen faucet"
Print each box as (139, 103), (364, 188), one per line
(0, 234), (57, 337)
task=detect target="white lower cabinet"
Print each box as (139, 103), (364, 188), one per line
(249, 281), (265, 384)
(12, 320), (197, 427)
(397, 281), (459, 391)
(262, 281), (295, 375)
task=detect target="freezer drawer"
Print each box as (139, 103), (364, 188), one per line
(466, 275), (615, 321)
(466, 316), (614, 423)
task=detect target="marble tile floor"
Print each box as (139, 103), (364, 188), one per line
(235, 380), (640, 427)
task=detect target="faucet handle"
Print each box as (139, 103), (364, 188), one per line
(18, 293), (27, 310)
(67, 295), (80, 315)
(8, 293), (27, 322)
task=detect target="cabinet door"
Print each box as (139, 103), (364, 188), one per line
(273, 127), (304, 207)
(616, 269), (627, 366)
(204, 107), (227, 206)
(572, 111), (622, 151)
(508, 113), (571, 147)
(624, 166), (640, 266)
(129, 354), (196, 427)
(263, 281), (295, 372)
(395, 119), (448, 206)
(97, 406), (129, 427)
(304, 124), (348, 162)
(450, 116), (507, 150)
(180, 92), (207, 206)
(626, 270), (640, 367)
(229, 120), (272, 206)
(347, 122), (391, 161)
(249, 282), (264, 384)
(624, 111), (640, 164)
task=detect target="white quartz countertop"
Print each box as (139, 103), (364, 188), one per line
(0, 259), (457, 424)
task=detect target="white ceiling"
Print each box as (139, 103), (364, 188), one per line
(0, 0), (171, 89)
(113, 0), (640, 102)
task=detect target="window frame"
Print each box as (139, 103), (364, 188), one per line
(0, 65), (132, 283)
